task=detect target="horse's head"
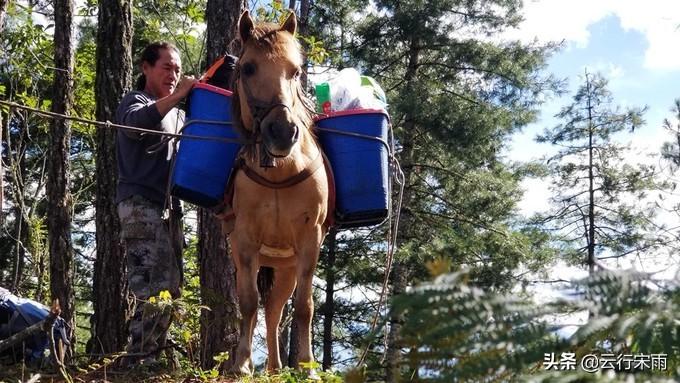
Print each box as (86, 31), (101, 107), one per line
(234, 11), (313, 160)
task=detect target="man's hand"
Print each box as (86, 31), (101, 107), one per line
(155, 75), (199, 118)
(174, 75), (198, 99)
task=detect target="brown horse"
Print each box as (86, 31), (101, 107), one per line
(225, 10), (330, 375)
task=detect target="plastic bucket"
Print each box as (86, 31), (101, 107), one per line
(171, 83), (240, 208)
(316, 109), (390, 228)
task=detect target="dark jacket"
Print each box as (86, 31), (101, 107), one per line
(115, 90), (184, 206)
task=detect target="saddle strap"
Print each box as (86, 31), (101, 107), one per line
(240, 153), (323, 189)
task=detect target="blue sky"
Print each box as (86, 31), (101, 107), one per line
(505, 2), (680, 217)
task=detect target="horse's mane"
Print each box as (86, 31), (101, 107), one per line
(231, 23), (316, 161)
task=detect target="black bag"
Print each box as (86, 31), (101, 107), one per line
(203, 54), (238, 90)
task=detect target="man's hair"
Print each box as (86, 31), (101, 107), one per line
(135, 42), (180, 91)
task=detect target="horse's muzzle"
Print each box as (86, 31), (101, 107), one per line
(262, 121), (300, 157)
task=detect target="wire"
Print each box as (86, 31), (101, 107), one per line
(0, 100), (244, 145)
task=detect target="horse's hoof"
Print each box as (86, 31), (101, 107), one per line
(227, 362), (253, 377)
(306, 368), (322, 381)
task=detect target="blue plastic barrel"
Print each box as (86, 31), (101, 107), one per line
(171, 83), (241, 208)
(316, 109), (390, 228)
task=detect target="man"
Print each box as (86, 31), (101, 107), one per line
(115, 41), (197, 365)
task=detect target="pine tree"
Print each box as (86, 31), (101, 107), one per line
(48, 0), (76, 353)
(535, 72), (660, 273)
(90, 0), (134, 355)
(0, 0), (6, 211)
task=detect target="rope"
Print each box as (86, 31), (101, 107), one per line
(0, 100), (244, 145)
(354, 123), (405, 368)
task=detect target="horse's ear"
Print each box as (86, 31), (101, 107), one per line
(281, 11), (297, 35)
(238, 10), (254, 42)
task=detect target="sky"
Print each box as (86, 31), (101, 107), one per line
(504, 1), (680, 218)
(502, 1), (680, 283)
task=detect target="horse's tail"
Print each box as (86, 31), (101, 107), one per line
(257, 266), (274, 305)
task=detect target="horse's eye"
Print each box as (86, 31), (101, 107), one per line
(242, 62), (256, 77)
(293, 68), (302, 79)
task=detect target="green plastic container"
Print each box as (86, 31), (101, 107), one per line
(315, 82), (331, 113)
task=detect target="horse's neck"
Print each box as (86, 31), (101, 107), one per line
(250, 129), (320, 182)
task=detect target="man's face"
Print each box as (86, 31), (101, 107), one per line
(143, 48), (181, 98)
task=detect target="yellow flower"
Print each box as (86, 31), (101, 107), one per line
(148, 296), (157, 304)
(158, 290), (172, 302)
(425, 257), (452, 277)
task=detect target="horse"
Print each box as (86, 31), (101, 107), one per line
(225, 10), (331, 376)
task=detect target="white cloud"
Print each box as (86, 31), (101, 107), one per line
(517, 177), (551, 217)
(605, 63), (624, 79)
(507, 0), (680, 70)
(506, 0), (616, 47)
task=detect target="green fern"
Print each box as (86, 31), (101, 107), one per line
(391, 270), (680, 382)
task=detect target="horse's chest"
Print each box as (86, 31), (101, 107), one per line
(253, 192), (310, 221)
(234, 183), (321, 233)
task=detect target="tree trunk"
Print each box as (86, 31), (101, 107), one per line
(198, 0), (244, 371)
(278, 303), (290, 363)
(297, 0), (310, 89)
(89, 0), (133, 356)
(322, 228), (337, 370)
(287, 308), (299, 368)
(0, 108), (3, 227)
(48, 0), (75, 353)
(197, 210), (239, 370)
(36, 242), (47, 302)
(11, 206), (26, 293)
(385, 37), (420, 383)
(205, 0), (243, 59)
(385, 262), (407, 381)
(586, 72), (595, 275)
(298, 0), (310, 35)
(0, 0), (8, 36)
(6, 118), (28, 293)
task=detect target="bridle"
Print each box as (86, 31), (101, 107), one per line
(234, 63), (297, 167)
(233, 58), (323, 189)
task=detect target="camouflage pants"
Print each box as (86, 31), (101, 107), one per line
(118, 195), (181, 357)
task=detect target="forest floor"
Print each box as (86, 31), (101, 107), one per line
(0, 363), (247, 382)
(0, 362), (343, 382)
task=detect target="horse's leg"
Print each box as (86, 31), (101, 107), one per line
(264, 266), (297, 372)
(231, 241), (260, 375)
(294, 229), (324, 374)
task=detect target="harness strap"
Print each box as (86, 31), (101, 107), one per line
(216, 149), (337, 230)
(240, 152), (323, 189)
